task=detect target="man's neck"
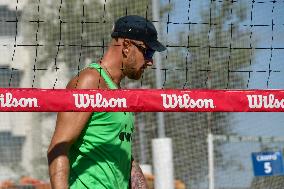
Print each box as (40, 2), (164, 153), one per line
(100, 49), (124, 87)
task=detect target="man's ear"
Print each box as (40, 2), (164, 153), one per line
(122, 48), (129, 57)
(122, 39), (131, 57)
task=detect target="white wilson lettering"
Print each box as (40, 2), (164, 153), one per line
(247, 94), (284, 109)
(161, 94), (215, 109)
(73, 93), (127, 108)
(0, 93), (38, 108)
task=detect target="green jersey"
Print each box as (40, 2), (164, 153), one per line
(69, 63), (135, 189)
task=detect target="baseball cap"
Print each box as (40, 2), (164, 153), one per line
(111, 15), (166, 52)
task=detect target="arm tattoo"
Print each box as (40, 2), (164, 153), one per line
(130, 161), (148, 189)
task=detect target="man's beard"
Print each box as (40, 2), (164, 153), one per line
(124, 56), (143, 80)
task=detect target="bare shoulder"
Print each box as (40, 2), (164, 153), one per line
(67, 68), (108, 89)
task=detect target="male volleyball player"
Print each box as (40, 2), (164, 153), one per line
(47, 15), (166, 189)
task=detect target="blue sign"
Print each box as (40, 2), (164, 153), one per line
(251, 151), (284, 176)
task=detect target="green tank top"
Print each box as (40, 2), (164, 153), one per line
(69, 63), (135, 189)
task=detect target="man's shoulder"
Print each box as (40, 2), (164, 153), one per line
(67, 68), (108, 89)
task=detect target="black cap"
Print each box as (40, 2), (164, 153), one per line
(111, 15), (166, 52)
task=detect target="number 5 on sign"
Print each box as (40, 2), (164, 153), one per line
(251, 151), (284, 176)
(264, 162), (272, 174)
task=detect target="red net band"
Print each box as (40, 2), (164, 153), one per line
(0, 88), (284, 112)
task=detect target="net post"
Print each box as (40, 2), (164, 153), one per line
(152, 0), (165, 138)
(152, 138), (174, 189)
(208, 133), (215, 189)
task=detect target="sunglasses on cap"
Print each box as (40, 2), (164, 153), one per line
(130, 41), (155, 60)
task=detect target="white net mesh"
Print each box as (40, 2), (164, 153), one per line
(0, 0), (284, 188)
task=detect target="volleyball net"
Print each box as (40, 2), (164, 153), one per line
(1, 0), (284, 189)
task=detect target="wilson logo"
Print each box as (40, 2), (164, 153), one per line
(247, 94), (284, 109)
(73, 93), (127, 108)
(0, 93), (39, 108)
(161, 94), (215, 109)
